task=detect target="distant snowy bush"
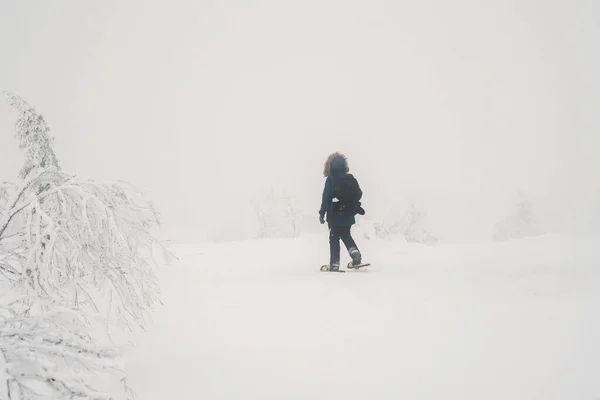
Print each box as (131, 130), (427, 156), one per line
(359, 201), (437, 244)
(402, 202), (438, 245)
(0, 91), (171, 399)
(252, 187), (312, 238)
(353, 205), (404, 240)
(493, 191), (543, 241)
(373, 212), (403, 240)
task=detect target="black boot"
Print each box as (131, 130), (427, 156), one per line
(349, 248), (362, 266)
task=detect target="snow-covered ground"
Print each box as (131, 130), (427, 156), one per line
(125, 233), (600, 400)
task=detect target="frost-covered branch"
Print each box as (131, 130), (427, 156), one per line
(0, 168), (48, 239)
(0, 301), (134, 400)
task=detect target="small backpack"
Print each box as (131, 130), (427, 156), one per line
(332, 174), (365, 216)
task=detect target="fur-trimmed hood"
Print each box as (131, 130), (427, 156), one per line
(323, 152), (349, 177)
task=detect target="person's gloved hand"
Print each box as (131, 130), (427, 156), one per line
(319, 215), (325, 224)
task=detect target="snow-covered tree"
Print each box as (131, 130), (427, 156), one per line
(0, 91), (171, 399)
(1, 170), (165, 328)
(493, 191), (542, 241)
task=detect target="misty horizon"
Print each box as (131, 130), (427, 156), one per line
(2, 1), (599, 243)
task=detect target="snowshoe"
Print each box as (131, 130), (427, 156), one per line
(347, 261), (370, 270)
(320, 264), (345, 273)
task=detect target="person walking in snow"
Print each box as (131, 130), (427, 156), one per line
(319, 152), (365, 271)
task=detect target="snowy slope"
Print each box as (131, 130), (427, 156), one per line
(125, 233), (600, 400)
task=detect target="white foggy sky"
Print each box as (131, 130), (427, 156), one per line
(1, 1), (599, 242)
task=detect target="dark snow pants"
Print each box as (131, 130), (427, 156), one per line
(329, 225), (360, 267)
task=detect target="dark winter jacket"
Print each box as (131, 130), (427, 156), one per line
(319, 153), (362, 227)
